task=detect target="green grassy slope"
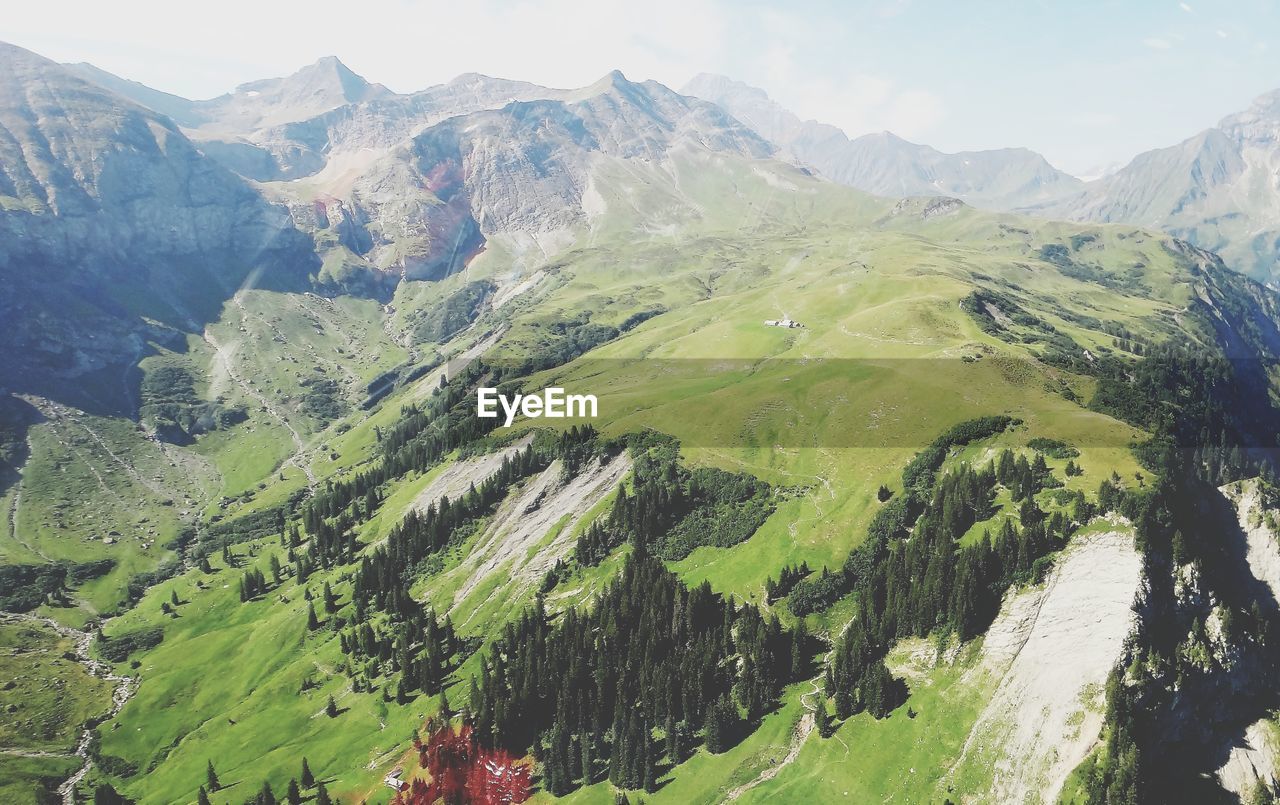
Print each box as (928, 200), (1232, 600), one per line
(7, 148), (1236, 803)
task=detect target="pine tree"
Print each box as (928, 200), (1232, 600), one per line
(438, 687), (452, 719)
(307, 603), (320, 631)
(323, 581), (336, 613)
(258, 780), (276, 805)
(92, 784), (127, 805)
(286, 777), (302, 805)
(197, 785), (212, 805)
(315, 781), (332, 805)
(643, 743), (657, 793)
(326, 695), (338, 718)
(704, 696), (739, 754)
(170, 589), (180, 607)
(206, 760), (221, 791)
(300, 758), (315, 789)
(815, 696), (832, 738)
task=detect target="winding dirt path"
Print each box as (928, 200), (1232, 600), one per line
(721, 617), (852, 802)
(204, 323), (317, 487)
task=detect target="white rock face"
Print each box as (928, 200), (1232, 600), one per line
(1218, 719), (1279, 799)
(445, 453), (632, 621)
(1222, 479), (1280, 606)
(949, 529), (1142, 804)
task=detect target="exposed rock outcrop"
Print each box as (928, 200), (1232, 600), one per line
(948, 529), (1142, 803)
(0, 42), (316, 411)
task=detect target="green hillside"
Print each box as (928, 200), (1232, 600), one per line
(9, 151), (1243, 804)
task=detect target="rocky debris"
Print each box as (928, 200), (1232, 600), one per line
(947, 530), (1142, 803)
(409, 434), (536, 517)
(0, 613), (136, 805)
(447, 454), (632, 619)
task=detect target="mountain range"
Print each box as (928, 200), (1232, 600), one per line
(58, 50), (1280, 287)
(681, 73), (1085, 210)
(6, 39), (1280, 805)
(684, 72), (1280, 285)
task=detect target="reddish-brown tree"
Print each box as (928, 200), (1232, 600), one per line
(393, 724), (530, 805)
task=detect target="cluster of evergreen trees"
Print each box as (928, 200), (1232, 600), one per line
(825, 457), (1074, 724)
(568, 433), (773, 571)
(787, 416), (1016, 617)
(469, 553), (808, 795)
(601, 433), (773, 561)
(764, 562), (811, 604)
(301, 360), (500, 536)
(338, 604), (461, 697)
(1065, 330), (1280, 802)
(237, 567), (270, 602)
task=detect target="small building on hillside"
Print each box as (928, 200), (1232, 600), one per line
(764, 317), (802, 328)
(384, 768), (405, 791)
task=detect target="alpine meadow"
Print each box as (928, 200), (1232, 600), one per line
(6, 6), (1280, 804)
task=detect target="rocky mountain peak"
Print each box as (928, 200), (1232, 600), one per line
(235, 55), (389, 106)
(1218, 88), (1280, 146)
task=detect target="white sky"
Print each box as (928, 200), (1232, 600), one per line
(4, 0), (1279, 176)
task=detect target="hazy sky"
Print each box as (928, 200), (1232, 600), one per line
(5, 0), (1279, 175)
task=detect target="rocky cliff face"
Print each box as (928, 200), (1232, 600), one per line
(279, 71), (774, 285)
(75, 61), (570, 182)
(0, 42), (315, 410)
(682, 72), (1083, 209)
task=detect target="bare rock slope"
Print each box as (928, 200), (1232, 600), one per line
(947, 529), (1142, 803)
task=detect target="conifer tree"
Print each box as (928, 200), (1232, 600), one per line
(197, 785), (211, 805)
(206, 760), (221, 791)
(286, 777), (302, 805)
(326, 695), (338, 718)
(300, 758), (315, 789)
(315, 782), (332, 805)
(815, 696), (832, 738)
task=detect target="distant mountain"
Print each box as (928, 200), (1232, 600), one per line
(277, 69), (774, 286)
(71, 62), (569, 182)
(71, 56), (392, 134)
(682, 73), (1083, 209)
(0, 42), (315, 410)
(1032, 90), (1280, 284)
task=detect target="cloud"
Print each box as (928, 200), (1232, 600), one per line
(1217, 29), (1229, 39)
(1179, 2), (1193, 13)
(1142, 37), (1173, 49)
(770, 73), (944, 140)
